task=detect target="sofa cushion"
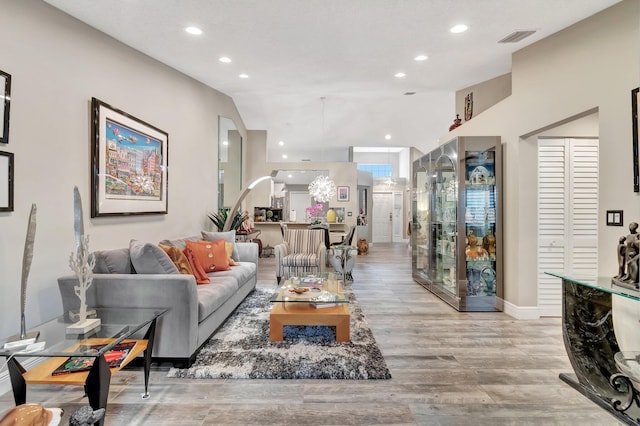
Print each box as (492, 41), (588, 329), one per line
(201, 230), (239, 261)
(185, 240), (230, 273)
(158, 244), (194, 275)
(281, 253), (318, 267)
(196, 278), (239, 322)
(206, 261), (255, 287)
(158, 235), (200, 250)
(129, 239), (179, 274)
(93, 248), (133, 274)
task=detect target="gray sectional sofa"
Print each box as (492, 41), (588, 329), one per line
(57, 233), (258, 367)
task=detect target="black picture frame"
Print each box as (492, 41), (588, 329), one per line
(0, 151), (14, 212)
(632, 87), (639, 192)
(90, 97), (169, 217)
(0, 69), (11, 144)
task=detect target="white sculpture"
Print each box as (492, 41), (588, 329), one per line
(69, 234), (95, 322)
(67, 186), (99, 332)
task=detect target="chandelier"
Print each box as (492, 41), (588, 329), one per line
(308, 175), (336, 203)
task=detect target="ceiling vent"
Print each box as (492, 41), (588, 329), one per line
(498, 30), (536, 43)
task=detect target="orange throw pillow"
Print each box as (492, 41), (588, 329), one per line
(159, 244), (194, 275)
(182, 247), (210, 284)
(225, 242), (240, 266)
(186, 239), (231, 273)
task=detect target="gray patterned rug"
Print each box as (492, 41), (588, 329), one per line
(167, 287), (391, 380)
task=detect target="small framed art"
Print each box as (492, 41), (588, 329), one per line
(0, 151), (14, 212)
(91, 97), (168, 217)
(337, 186), (349, 202)
(0, 69), (11, 144)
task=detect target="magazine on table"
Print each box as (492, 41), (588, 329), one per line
(51, 341), (136, 376)
(299, 276), (323, 290)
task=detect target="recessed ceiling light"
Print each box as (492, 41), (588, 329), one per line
(288, 174), (293, 178)
(222, 140), (229, 145)
(238, 73), (249, 79)
(394, 72), (406, 78)
(219, 57), (232, 63)
(282, 154), (288, 159)
(450, 24), (468, 34)
(414, 55), (428, 61)
(278, 141), (285, 146)
(385, 134), (392, 140)
(185, 26), (203, 35)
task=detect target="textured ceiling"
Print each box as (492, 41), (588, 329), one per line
(43, 0), (621, 162)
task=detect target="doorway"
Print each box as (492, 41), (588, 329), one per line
(372, 192), (393, 243)
(537, 138), (599, 317)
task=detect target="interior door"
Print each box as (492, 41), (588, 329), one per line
(372, 192), (393, 243)
(537, 138), (599, 317)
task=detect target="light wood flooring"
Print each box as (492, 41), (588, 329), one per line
(0, 243), (622, 425)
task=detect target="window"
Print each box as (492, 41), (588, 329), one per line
(358, 164), (392, 178)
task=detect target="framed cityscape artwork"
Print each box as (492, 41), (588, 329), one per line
(90, 97), (168, 217)
(0, 69), (11, 144)
(0, 151), (14, 212)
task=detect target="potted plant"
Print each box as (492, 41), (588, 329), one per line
(208, 209), (248, 231)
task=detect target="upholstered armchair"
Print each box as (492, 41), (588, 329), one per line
(275, 228), (326, 283)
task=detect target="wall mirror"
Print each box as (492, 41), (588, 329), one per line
(218, 116), (242, 209)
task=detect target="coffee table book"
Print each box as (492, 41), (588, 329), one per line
(51, 341), (136, 376)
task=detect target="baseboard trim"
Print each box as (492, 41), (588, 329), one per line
(503, 300), (541, 320)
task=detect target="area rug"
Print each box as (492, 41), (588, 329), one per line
(167, 288), (391, 380)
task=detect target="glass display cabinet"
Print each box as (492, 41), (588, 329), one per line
(411, 136), (503, 311)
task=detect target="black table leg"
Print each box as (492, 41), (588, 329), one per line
(7, 357), (26, 406)
(85, 355), (111, 426)
(141, 317), (158, 399)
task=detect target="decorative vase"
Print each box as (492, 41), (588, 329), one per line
(326, 208), (336, 223)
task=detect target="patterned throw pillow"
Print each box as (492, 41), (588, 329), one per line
(225, 242), (240, 266)
(158, 244), (194, 275)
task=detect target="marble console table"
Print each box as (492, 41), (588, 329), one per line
(546, 273), (640, 425)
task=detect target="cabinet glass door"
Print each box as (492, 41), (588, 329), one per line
(431, 154), (457, 295)
(413, 164), (430, 281)
(463, 149), (497, 298)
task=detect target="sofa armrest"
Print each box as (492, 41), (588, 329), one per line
(58, 273), (199, 359)
(274, 242), (290, 278)
(315, 244), (327, 273)
(236, 242), (258, 264)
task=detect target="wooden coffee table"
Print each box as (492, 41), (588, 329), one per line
(269, 273), (350, 342)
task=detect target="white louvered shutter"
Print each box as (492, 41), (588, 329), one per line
(537, 138), (598, 317)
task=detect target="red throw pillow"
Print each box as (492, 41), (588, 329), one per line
(182, 247), (210, 285)
(185, 239), (231, 273)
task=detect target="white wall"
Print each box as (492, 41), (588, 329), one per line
(435, 0), (639, 313)
(0, 0), (247, 339)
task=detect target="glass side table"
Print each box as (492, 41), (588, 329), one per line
(0, 307), (167, 426)
(327, 244), (357, 281)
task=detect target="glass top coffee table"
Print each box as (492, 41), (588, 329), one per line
(269, 273), (350, 342)
(0, 307), (167, 426)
